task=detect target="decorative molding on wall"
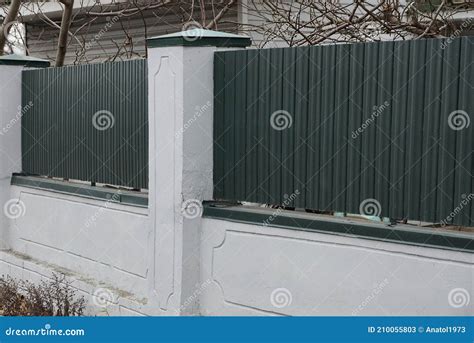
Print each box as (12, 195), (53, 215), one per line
(201, 218), (473, 316)
(151, 55), (177, 311)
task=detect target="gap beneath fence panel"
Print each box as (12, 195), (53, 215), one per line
(202, 202), (474, 253)
(10, 174), (148, 208)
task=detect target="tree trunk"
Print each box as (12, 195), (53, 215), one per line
(0, 0), (22, 55)
(55, 0), (74, 67)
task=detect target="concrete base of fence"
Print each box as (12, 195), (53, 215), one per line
(1, 181), (155, 315)
(1, 194), (471, 316)
(199, 217), (473, 316)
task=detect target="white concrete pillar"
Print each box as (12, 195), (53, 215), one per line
(146, 30), (250, 315)
(0, 55), (49, 250)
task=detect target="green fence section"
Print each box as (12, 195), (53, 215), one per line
(22, 59), (148, 189)
(214, 37), (473, 227)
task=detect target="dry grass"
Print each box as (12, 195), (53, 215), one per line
(0, 273), (85, 316)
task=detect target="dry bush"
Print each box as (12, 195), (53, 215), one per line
(0, 273), (85, 316)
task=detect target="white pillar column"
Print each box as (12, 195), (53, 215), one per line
(146, 30), (250, 315)
(0, 55), (49, 250)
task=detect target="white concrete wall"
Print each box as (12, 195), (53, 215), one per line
(1, 185), (152, 315)
(200, 218), (473, 316)
(0, 65), (24, 250)
(3, 189), (472, 317)
(7, 186), (149, 293)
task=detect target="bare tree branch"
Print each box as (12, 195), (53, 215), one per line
(87, 0), (172, 17)
(55, 0), (75, 67)
(241, 0), (473, 47)
(205, 0), (236, 29)
(0, 0), (21, 55)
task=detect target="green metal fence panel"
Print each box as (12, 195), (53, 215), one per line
(21, 59), (148, 189)
(213, 37), (473, 227)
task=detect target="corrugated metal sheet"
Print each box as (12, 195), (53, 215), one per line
(214, 37), (473, 227)
(21, 59), (148, 189)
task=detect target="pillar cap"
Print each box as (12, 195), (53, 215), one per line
(147, 29), (251, 48)
(0, 54), (50, 68)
